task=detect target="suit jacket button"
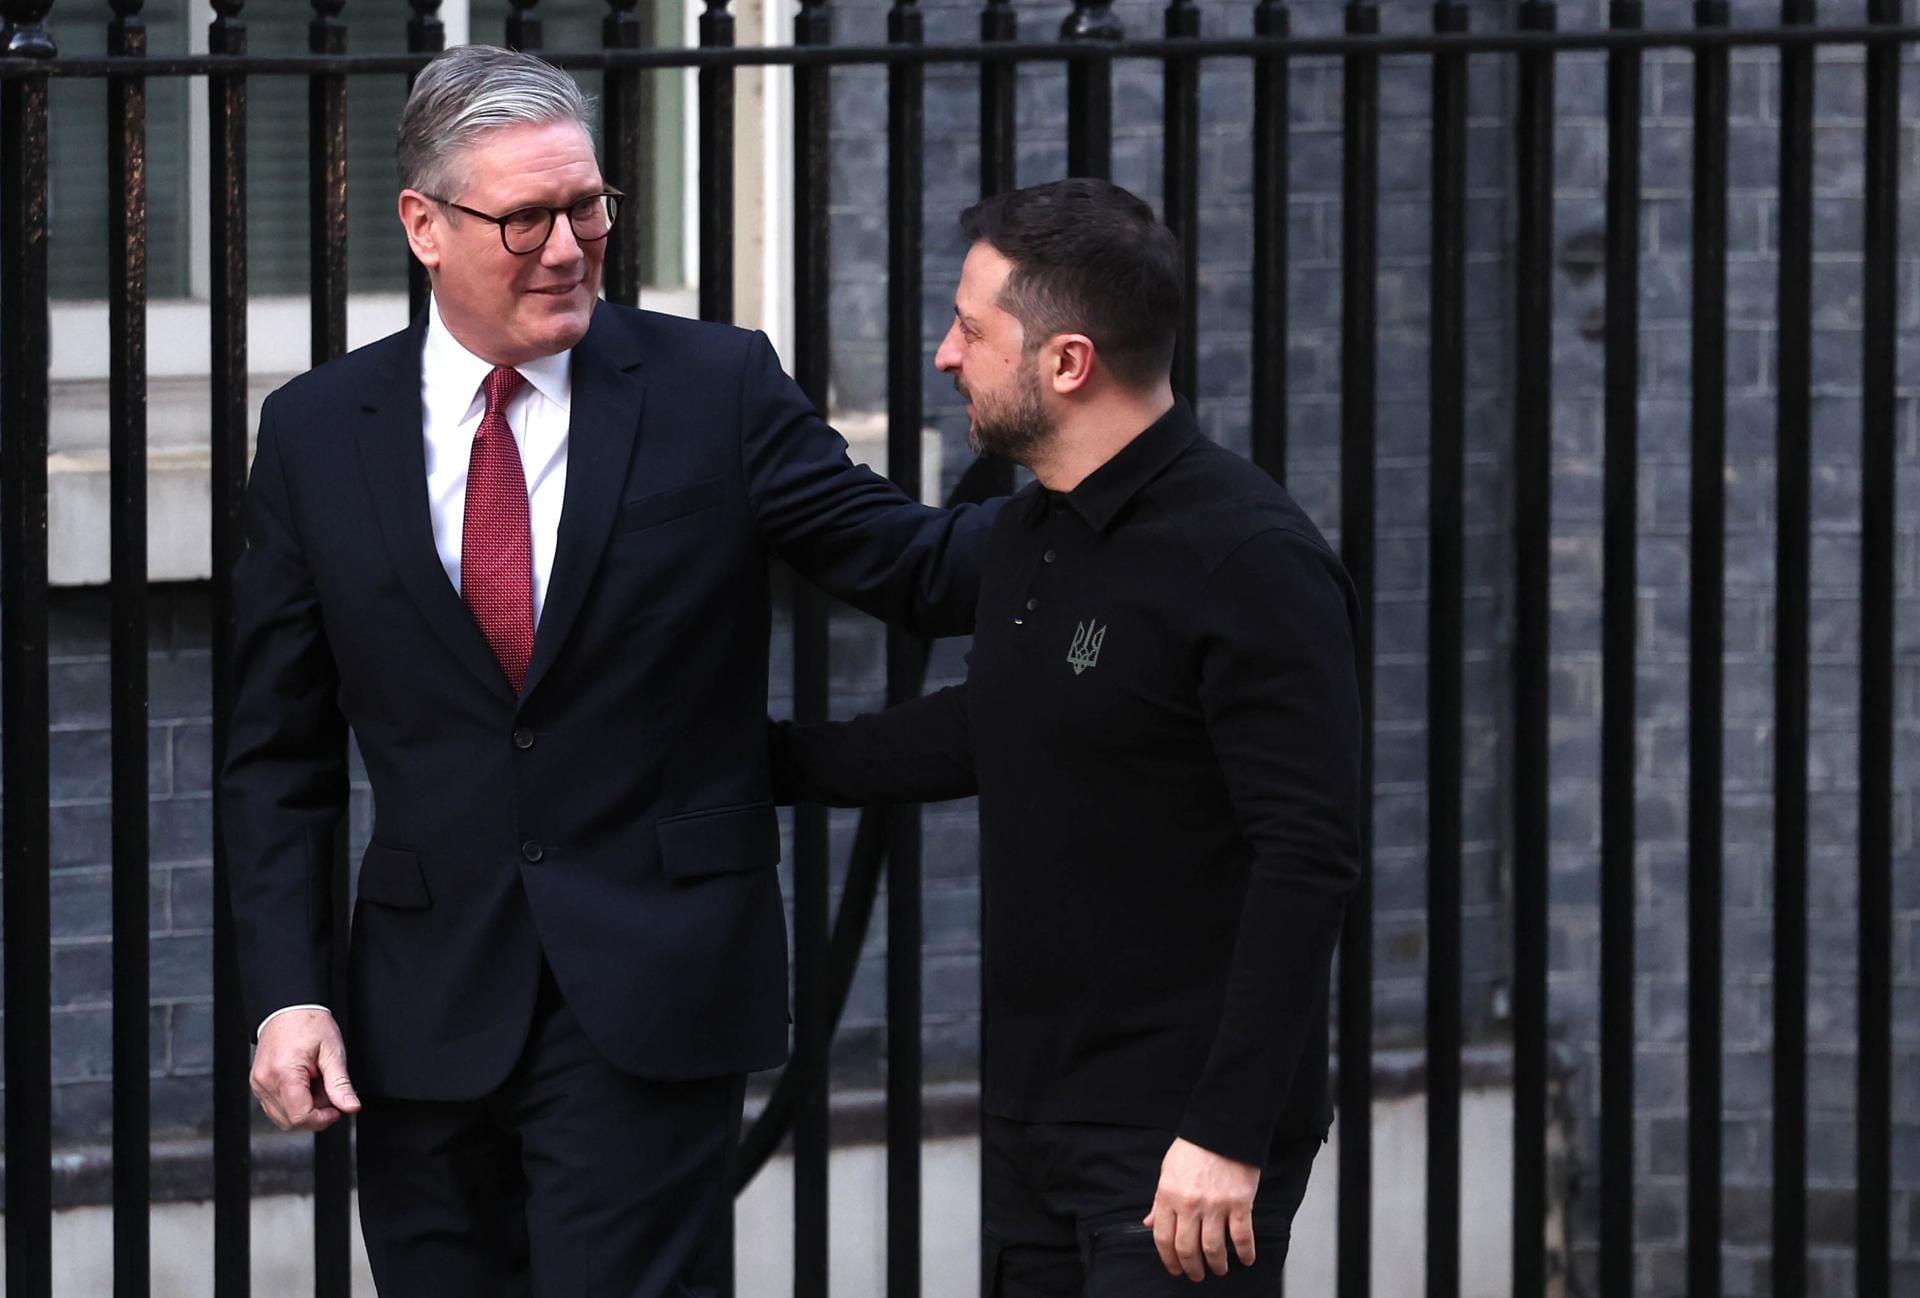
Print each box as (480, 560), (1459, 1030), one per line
(513, 727), (535, 750)
(522, 840), (544, 863)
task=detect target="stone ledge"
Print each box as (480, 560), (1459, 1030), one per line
(46, 405), (939, 587)
(14, 1044), (1543, 1210)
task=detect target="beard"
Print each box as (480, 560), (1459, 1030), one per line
(963, 359), (1054, 464)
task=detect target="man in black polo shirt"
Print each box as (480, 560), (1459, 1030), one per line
(773, 178), (1362, 1294)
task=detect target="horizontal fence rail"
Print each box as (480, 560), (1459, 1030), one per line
(0, 5), (1914, 1298)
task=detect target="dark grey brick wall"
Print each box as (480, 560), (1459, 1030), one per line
(40, 586), (221, 1144)
(806, 0), (1920, 1292)
(13, 3), (1920, 1292)
(1536, 2), (1920, 1294)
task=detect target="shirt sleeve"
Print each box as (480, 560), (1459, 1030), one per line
(257, 1004), (334, 1043)
(1175, 527), (1363, 1166)
(770, 684), (978, 807)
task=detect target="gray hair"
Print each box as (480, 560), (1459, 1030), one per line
(397, 45), (596, 199)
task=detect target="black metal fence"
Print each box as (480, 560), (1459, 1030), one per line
(0, 2), (1913, 1297)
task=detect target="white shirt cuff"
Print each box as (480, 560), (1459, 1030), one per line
(256, 1004), (333, 1041)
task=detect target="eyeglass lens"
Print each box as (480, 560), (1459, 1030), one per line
(502, 194), (620, 253)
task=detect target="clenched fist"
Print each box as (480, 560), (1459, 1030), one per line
(250, 1008), (361, 1132)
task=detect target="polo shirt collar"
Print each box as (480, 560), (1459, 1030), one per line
(1059, 397), (1199, 534)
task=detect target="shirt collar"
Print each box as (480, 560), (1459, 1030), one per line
(1041, 397), (1199, 534)
(422, 295), (573, 423)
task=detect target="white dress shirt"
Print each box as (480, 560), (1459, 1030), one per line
(257, 297), (575, 1042)
(421, 294), (573, 624)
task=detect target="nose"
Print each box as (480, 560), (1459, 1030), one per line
(542, 211), (584, 268)
(934, 321), (963, 374)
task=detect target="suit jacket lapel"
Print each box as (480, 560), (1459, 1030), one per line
(519, 307), (647, 703)
(353, 316), (518, 702)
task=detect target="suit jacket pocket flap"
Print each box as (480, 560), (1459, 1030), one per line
(356, 843), (430, 908)
(618, 477), (725, 532)
(656, 803), (779, 881)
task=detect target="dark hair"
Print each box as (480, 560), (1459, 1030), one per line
(958, 178), (1181, 391)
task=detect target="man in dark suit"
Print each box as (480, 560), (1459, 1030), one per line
(221, 45), (991, 1297)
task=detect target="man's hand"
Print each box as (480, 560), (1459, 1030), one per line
(250, 1009), (361, 1132)
(1141, 1137), (1261, 1281)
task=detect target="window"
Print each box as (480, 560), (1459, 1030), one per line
(46, 0), (688, 303)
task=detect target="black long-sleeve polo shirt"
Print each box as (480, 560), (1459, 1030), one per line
(773, 400), (1364, 1166)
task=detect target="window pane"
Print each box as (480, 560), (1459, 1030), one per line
(47, 0), (193, 299)
(247, 6), (412, 297)
(467, 0), (685, 288)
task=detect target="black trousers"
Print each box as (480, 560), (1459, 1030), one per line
(981, 1115), (1319, 1298)
(355, 966), (744, 1298)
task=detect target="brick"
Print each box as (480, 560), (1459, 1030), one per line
(51, 867), (113, 941)
(150, 1073), (215, 1139)
(53, 1079), (114, 1144)
(151, 933), (213, 1002)
(50, 728), (114, 802)
(170, 1000), (215, 1075)
(149, 650), (213, 722)
(149, 796), (213, 865)
(1636, 1180), (1685, 1246)
(171, 722), (215, 796)
(49, 800), (114, 870)
(51, 1007), (113, 1084)
(52, 940), (114, 1009)
(169, 864), (214, 933)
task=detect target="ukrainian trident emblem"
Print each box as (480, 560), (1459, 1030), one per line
(1067, 620), (1106, 675)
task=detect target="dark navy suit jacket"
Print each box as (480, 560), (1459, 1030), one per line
(222, 302), (990, 1100)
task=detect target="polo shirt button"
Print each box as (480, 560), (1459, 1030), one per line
(513, 727), (535, 750)
(1043, 549), (1057, 563)
(522, 840), (544, 863)
(1026, 597), (1040, 610)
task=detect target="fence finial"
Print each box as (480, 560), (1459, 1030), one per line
(1059, 0), (1121, 42)
(3, 0), (56, 56)
(409, 0), (444, 56)
(508, 0), (541, 51)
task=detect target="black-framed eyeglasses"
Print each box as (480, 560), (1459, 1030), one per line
(427, 191), (623, 255)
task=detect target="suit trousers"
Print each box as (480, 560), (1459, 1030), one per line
(355, 964), (744, 1298)
(981, 1115), (1319, 1298)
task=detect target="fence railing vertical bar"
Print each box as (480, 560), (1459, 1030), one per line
(507, 0), (541, 51)
(106, 3), (154, 1294)
(1336, 6), (1378, 1297)
(306, 3), (354, 1292)
(885, 1), (926, 1293)
(979, 0), (1015, 201)
(976, 0), (1018, 499)
(1856, 2), (1898, 1293)
(790, 1), (835, 1293)
(1061, 0), (1119, 180)
(1773, 5), (1815, 1294)
(1685, 8), (1728, 1297)
(207, 4), (254, 1293)
(1248, 0), (1285, 480)
(1163, 0), (1198, 404)
(0, 4), (56, 1296)
(1424, 8), (1468, 1298)
(1598, 6), (1641, 1295)
(1511, 6), (1555, 1296)
(697, 0), (733, 323)
(602, 0), (644, 306)
(406, 0), (444, 320)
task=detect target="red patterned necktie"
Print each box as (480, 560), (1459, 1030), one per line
(462, 365), (535, 694)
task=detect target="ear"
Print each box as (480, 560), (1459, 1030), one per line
(398, 190), (443, 270)
(1046, 333), (1097, 397)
